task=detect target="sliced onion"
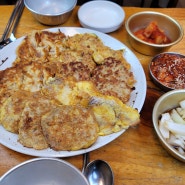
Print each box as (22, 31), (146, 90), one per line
(180, 99), (185, 109)
(159, 113), (171, 139)
(178, 147), (185, 155)
(167, 134), (185, 149)
(165, 121), (185, 136)
(159, 120), (170, 139)
(158, 100), (185, 156)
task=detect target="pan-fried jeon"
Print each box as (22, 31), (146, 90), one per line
(0, 30), (140, 151)
(42, 79), (140, 135)
(43, 61), (91, 82)
(91, 57), (136, 103)
(41, 105), (99, 151)
(89, 95), (140, 135)
(18, 92), (57, 150)
(0, 90), (32, 133)
(14, 30), (66, 65)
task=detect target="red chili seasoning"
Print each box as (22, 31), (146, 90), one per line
(150, 53), (185, 89)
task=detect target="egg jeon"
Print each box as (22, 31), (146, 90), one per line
(89, 95), (140, 135)
(42, 78), (140, 135)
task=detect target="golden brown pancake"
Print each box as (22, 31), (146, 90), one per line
(14, 30), (66, 65)
(18, 92), (57, 150)
(0, 90), (31, 133)
(91, 57), (136, 103)
(41, 105), (99, 151)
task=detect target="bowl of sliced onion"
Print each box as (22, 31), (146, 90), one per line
(153, 89), (185, 162)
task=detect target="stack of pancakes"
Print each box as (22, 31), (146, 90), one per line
(0, 30), (140, 151)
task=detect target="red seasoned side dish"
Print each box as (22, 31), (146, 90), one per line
(134, 21), (171, 44)
(150, 53), (185, 89)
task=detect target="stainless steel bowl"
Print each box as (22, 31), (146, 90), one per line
(153, 90), (185, 162)
(149, 52), (185, 91)
(0, 158), (89, 185)
(125, 11), (183, 55)
(24, 0), (77, 25)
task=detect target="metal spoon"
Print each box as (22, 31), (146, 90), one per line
(82, 153), (114, 185)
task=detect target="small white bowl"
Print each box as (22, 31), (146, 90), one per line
(78, 0), (125, 33)
(0, 158), (89, 185)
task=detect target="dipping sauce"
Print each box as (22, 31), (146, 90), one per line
(134, 21), (171, 44)
(150, 53), (185, 90)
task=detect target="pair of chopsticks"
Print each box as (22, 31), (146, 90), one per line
(0, 0), (24, 43)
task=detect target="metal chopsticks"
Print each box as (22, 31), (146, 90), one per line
(9, 0), (25, 42)
(0, 0), (24, 43)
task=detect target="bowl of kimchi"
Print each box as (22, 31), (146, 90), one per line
(125, 11), (183, 56)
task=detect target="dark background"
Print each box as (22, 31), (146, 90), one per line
(0, 0), (183, 7)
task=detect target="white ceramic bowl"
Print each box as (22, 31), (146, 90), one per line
(78, 0), (125, 33)
(0, 158), (89, 185)
(24, 0), (77, 25)
(153, 90), (185, 162)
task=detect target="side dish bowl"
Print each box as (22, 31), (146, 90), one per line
(78, 0), (125, 33)
(24, 0), (77, 25)
(125, 11), (183, 55)
(153, 89), (185, 162)
(0, 158), (89, 185)
(149, 52), (185, 91)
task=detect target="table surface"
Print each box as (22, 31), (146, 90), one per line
(0, 5), (185, 185)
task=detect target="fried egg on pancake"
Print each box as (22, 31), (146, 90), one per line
(41, 105), (99, 151)
(0, 90), (32, 133)
(42, 78), (98, 107)
(91, 57), (136, 103)
(92, 47), (127, 66)
(89, 95), (140, 135)
(42, 78), (139, 135)
(18, 92), (57, 150)
(72, 82), (140, 136)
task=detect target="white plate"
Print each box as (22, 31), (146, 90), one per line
(78, 1), (125, 33)
(0, 27), (146, 157)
